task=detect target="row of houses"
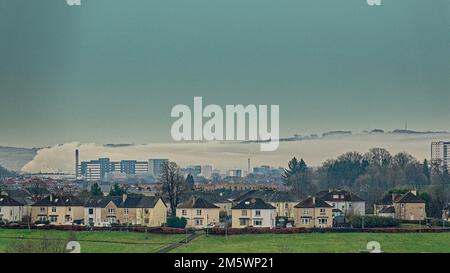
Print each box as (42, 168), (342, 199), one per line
(0, 188), (433, 229)
(175, 189), (368, 229)
(0, 193), (167, 227)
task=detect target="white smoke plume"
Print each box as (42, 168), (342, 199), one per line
(21, 133), (450, 174)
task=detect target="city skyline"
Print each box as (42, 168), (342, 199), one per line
(1, 0), (449, 147)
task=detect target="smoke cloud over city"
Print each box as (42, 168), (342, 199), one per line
(21, 133), (450, 174)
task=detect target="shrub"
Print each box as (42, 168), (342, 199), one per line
(166, 217), (187, 228)
(351, 215), (399, 228)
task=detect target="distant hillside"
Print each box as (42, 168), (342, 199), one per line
(0, 146), (38, 171)
(0, 164), (16, 178)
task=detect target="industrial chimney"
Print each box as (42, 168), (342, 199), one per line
(75, 149), (79, 180)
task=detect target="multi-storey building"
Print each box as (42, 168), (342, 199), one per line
(79, 158), (151, 181)
(431, 141), (450, 170)
(148, 159), (168, 178)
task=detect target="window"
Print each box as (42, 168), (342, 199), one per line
(68, 207), (72, 212)
(239, 219), (249, 226)
(144, 219), (149, 224)
(242, 210), (247, 216)
(320, 208), (326, 215)
(40, 207), (45, 213)
(349, 203), (352, 207)
(195, 219), (203, 226)
(253, 220), (262, 226)
(52, 207), (56, 213)
(144, 209), (149, 214)
(318, 218), (328, 225)
(196, 209), (202, 216)
(50, 215), (58, 222)
(333, 195), (339, 199)
(124, 209), (128, 215)
(108, 208), (115, 215)
(301, 218), (311, 225)
(303, 209), (308, 215)
(255, 210), (261, 216)
(182, 209), (187, 216)
(285, 203), (289, 209)
(88, 208), (94, 214)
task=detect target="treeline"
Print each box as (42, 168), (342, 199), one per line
(283, 148), (450, 218)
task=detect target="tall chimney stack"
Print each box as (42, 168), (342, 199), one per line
(75, 149), (79, 180)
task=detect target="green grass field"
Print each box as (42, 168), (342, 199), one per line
(1, 228), (449, 253)
(173, 233), (450, 253)
(0, 228), (184, 253)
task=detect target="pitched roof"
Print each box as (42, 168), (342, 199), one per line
(32, 195), (84, 207)
(2, 189), (34, 205)
(375, 194), (403, 205)
(122, 196), (161, 208)
(234, 190), (300, 203)
(177, 197), (219, 209)
(395, 192), (425, 204)
(232, 198), (276, 210)
(317, 190), (365, 202)
(379, 206), (395, 213)
(180, 191), (231, 204)
(84, 196), (122, 208)
(0, 195), (24, 206)
(294, 197), (332, 208)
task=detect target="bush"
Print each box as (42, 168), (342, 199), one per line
(34, 220), (50, 225)
(166, 217), (187, 228)
(351, 215), (399, 228)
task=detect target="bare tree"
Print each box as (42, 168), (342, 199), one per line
(159, 162), (186, 217)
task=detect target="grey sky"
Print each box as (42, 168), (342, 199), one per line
(1, 0), (449, 147)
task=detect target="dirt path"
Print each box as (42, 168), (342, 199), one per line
(156, 231), (203, 253)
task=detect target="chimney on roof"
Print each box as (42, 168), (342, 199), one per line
(122, 194), (127, 203)
(410, 189), (417, 196)
(49, 194), (53, 202)
(312, 196), (316, 204)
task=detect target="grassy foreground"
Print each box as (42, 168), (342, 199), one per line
(0, 228), (184, 253)
(1, 228), (450, 253)
(172, 233), (450, 253)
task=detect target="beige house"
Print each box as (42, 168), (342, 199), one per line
(180, 192), (233, 218)
(85, 194), (167, 227)
(231, 198), (276, 229)
(294, 196), (333, 228)
(233, 190), (300, 219)
(85, 196), (123, 225)
(31, 195), (84, 225)
(120, 195), (167, 226)
(374, 190), (426, 221)
(0, 195), (26, 223)
(393, 191), (426, 220)
(176, 197), (220, 229)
